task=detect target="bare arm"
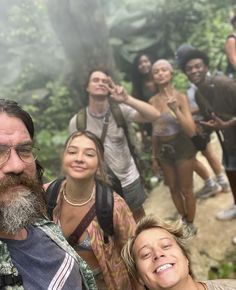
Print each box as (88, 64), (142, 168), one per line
(225, 37), (236, 70)
(123, 95), (160, 123)
(107, 78), (160, 123)
(190, 107), (199, 116)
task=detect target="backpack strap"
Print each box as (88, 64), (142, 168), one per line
(95, 181), (114, 243)
(76, 103), (141, 174)
(100, 109), (111, 143)
(68, 204), (96, 246)
(109, 101), (142, 175)
(76, 107), (87, 131)
(67, 182), (114, 245)
(46, 178), (114, 242)
(46, 177), (65, 220)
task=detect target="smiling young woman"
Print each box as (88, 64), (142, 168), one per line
(44, 130), (140, 290)
(149, 59), (197, 233)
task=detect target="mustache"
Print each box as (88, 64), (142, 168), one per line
(0, 174), (39, 192)
(0, 173), (47, 216)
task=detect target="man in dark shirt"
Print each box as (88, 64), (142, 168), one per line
(180, 50), (236, 223)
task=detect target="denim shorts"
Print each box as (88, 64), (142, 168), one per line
(122, 177), (146, 210)
(157, 132), (196, 165)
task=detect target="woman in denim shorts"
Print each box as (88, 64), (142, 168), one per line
(150, 59), (197, 233)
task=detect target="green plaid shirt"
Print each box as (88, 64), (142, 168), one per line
(0, 218), (97, 290)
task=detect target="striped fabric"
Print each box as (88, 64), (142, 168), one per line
(48, 253), (74, 290)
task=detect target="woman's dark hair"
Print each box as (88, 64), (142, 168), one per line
(131, 53), (154, 100)
(0, 99), (44, 182)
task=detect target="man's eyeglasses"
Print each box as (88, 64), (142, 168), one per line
(0, 144), (39, 166)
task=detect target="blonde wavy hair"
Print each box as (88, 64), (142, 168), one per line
(121, 215), (194, 283)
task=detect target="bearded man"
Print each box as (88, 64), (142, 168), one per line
(0, 99), (96, 290)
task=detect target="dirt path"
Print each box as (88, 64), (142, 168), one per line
(143, 133), (236, 279)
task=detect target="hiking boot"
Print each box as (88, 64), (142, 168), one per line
(216, 205), (236, 220)
(233, 235), (236, 245)
(196, 183), (222, 199)
(218, 181), (231, 193)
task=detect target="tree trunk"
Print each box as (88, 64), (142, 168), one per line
(47, 0), (116, 106)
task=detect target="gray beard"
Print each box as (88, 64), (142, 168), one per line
(0, 189), (40, 234)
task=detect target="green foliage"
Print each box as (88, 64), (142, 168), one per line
(1, 0), (236, 183)
(187, 3), (231, 72)
(208, 250), (236, 279)
(0, 0), (64, 89)
(0, 0), (70, 180)
(107, 0), (234, 76)
(25, 81), (75, 181)
(172, 71), (189, 92)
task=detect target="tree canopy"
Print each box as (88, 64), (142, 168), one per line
(0, 0), (235, 179)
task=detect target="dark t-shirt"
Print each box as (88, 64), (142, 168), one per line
(196, 75), (236, 155)
(3, 226), (82, 290)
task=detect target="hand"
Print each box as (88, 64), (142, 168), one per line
(164, 88), (178, 111)
(107, 77), (129, 103)
(199, 113), (229, 129)
(166, 96), (178, 111)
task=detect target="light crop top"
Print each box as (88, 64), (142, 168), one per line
(74, 232), (92, 251)
(58, 220), (92, 251)
(153, 111), (181, 137)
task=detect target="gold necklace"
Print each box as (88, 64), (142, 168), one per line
(63, 184), (95, 207)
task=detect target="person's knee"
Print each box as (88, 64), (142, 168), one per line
(168, 184), (180, 195)
(180, 186), (194, 198)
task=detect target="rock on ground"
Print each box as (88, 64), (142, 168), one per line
(144, 133), (236, 280)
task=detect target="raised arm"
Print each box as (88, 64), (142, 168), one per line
(225, 36), (236, 70)
(123, 94), (160, 122)
(107, 78), (160, 123)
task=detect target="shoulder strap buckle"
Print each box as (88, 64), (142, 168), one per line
(0, 273), (23, 287)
